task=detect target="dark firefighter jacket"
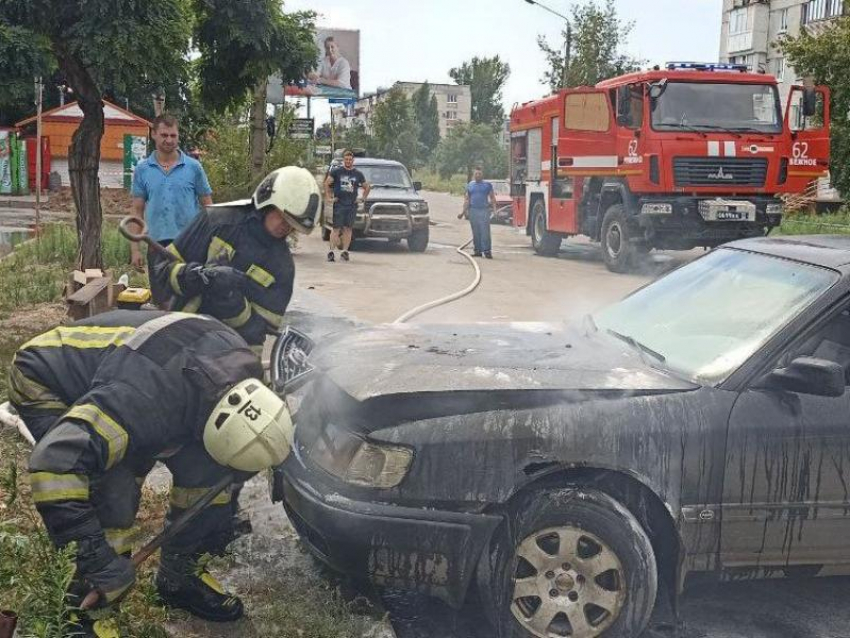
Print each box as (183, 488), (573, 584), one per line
(16, 310), (263, 549)
(151, 202), (295, 345)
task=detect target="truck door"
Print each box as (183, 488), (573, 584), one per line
(614, 83), (646, 181)
(548, 115), (576, 233)
(785, 86), (831, 186)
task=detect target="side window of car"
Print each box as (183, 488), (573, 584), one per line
(783, 307), (850, 384)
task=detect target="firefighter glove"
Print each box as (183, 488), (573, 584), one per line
(201, 266), (247, 294)
(73, 536), (136, 608)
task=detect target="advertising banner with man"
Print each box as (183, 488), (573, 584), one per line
(285, 28), (360, 100)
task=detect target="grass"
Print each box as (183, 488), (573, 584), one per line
(415, 169), (469, 196)
(0, 223), (147, 317)
(778, 209), (850, 236)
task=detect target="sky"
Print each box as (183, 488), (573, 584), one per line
(284, 0), (724, 119)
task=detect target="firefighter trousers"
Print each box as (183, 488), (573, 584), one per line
(22, 406), (235, 559)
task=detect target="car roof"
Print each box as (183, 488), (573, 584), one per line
(726, 235), (850, 269)
(346, 158), (406, 168)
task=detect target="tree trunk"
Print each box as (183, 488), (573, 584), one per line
(249, 79), (269, 179)
(56, 45), (104, 270)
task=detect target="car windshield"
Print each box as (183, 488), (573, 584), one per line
(358, 165), (413, 188)
(491, 181), (510, 196)
(651, 82), (783, 134)
(594, 248), (838, 384)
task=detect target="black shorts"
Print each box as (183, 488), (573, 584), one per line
(332, 205), (357, 229)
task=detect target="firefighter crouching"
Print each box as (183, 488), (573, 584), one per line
(151, 166), (321, 346)
(7, 310), (293, 632)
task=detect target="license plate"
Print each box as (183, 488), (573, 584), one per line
(715, 210), (746, 221)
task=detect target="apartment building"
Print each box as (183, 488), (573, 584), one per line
(337, 82), (472, 140)
(719, 0), (845, 109)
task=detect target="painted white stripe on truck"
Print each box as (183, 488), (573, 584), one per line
(708, 141), (720, 156)
(571, 156), (618, 168)
(724, 141), (736, 157)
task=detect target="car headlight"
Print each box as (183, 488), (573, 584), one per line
(641, 203), (673, 215)
(766, 203), (783, 216)
(409, 201), (428, 213)
(309, 423), (413, 488)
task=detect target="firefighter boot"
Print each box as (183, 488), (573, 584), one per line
(156, 553), (244, 622)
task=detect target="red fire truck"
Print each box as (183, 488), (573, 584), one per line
(509, 62), (831, 272)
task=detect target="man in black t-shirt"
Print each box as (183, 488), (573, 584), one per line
(324, 149), (370, 262)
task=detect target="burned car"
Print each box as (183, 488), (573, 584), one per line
(321, 157), (430, 252)
(272, 236), (850, 638)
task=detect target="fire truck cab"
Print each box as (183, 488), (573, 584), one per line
(509, 62), (830, 272)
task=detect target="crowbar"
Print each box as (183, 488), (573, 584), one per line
(80, 473), (233, 610)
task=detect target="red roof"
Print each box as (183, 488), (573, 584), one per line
(16, 99), (151, 128)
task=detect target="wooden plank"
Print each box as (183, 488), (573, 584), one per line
(84, 268), (104, 281)
(66, 276), (111, 305)
(73, 270), (88, 285)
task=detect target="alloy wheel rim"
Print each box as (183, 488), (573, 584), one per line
(510, 526), (626, 638)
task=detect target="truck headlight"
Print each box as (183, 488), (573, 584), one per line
(310, 423), (413, 488)
(641, 203), (673, 215)
(409, 201), (428, 213)
(766, 203), (783, 216)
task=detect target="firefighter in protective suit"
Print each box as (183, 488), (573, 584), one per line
(151, 166), (321, 345)
(8, 310), (294, 632)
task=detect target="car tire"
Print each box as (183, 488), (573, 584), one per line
(480, 488), (657, 638)
(530, 199), (561, 256)
(601, 205), (635, 273)
(407, 227), (429, 252)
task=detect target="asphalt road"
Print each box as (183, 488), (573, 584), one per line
(289, 190), (850, 638)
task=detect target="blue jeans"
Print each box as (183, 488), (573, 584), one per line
(469, 208), (492, 254)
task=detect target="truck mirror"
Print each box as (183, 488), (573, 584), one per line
(648, 79), (668, 100)
(803, 87), (818, 118)
(616, 86), (631, 125)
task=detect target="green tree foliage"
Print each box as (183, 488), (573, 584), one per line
(539, 0), (643, 92)
(412, 82), (441, 157)
(372, 87), (420, 168)
(780, 19), (850, 197)
(0, 24), (53, 124)
(192, 0), (317, 113)
(449, 56), (511, 127)
(433, 122), (507, 181)
(0, 0), (191, 268)
(338, 119), (374, 155)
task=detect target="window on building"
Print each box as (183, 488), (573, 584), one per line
(447, 93), (458, 104)
(443, 111), (458, 120)
(778, 7), (789, 32)
(803, 0), (845, 23)
(776, 57), (787, 81)
(729, 7), (749, 34)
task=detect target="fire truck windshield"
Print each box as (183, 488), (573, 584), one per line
(650, 82), (782, 135)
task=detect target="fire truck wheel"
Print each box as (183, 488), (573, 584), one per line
(531, 200), (561, 257)
(601, 205), (635, 273)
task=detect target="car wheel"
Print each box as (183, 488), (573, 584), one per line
(601, 205), (635, 273)
(407, 227), (429, 252)
(530, 200), (561, 256)
(481, 488), (657, 638)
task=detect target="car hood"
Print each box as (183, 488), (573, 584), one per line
(366, 187), (424, 203)
(309, 322), (696, 401)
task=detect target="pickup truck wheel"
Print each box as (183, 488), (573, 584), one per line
(481, 488), (657, 638)
(407, 227), (429, 252)
(531, 200), (561, 256)
(601, 205), (635, 273)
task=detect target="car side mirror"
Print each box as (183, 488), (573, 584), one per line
(413, 181), (422, 191)
(803, 86), (818, 118)
(760, 356), (845, 398)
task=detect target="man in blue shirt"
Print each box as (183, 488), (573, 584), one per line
(130, 114), (213, 305)
(459, 167), (497, 258)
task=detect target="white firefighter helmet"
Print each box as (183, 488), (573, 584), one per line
(203, 379), (294, 472)
(252, 166), (321, 234)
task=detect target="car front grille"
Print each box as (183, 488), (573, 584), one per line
(371, 204), (410, 215)
(673, 157), (768, 187)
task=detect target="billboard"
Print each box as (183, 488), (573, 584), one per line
(285, 28), (360, 100)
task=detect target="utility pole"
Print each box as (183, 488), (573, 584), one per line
(34, 76), (43, 230)
(523, 0), (572, 87)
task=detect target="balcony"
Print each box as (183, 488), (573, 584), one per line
(727, 31), (754, 54)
